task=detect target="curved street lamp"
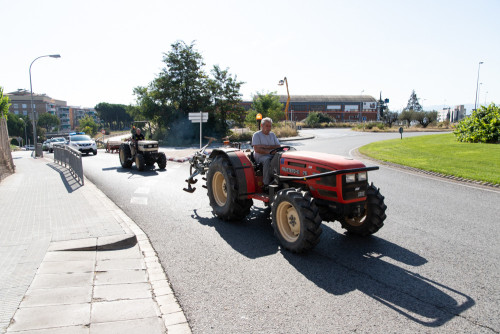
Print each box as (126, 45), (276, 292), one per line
(278, 77), (290, 124)
(29, 54), (61, 157)
(474, 61), (483, 112)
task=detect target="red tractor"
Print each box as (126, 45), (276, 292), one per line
(184, 143), (387, 253)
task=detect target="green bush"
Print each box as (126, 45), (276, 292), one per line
(454, 104), (500, 143)
(304, 112), (332, 127)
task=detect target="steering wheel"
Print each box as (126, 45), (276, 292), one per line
(269, 146), (292, 155)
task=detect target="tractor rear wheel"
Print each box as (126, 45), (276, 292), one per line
(271, 189), (322, 253)
(340, 183), (387, 236)
(135, 153), (145, 171)
(207, 155), (252, 221)
(119, 144), (132, 168)
(157, 152), (167, 169)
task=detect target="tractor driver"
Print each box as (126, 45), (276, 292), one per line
(252, 117), (281, 191)
(131, 127), (145, 155)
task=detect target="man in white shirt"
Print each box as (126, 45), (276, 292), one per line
(252, 117), (281, 189)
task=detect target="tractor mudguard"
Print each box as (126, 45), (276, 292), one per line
(209, 149), (256, 199)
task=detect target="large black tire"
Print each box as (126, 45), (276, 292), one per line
(135, 153), (145, 171)
(157, 152), (167, 170)
(207, 155), (253, 221)
(271, 188), (322, 253)
(340, 183), (387, 236)
(119, 143), (132, 168)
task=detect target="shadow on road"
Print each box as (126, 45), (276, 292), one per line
(191, 206), (279, 258)
(101, 165), (166, 177)
(191, 207), (474, 327)
(283, 224), (475, 327)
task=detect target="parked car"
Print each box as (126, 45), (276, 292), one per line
(24, 145), (35, 150)
(48, 137), (66, 153)
(42, 140), (51, 151)
(68, 134), (97, 155)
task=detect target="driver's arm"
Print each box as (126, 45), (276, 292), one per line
(253, 144), (281, 155)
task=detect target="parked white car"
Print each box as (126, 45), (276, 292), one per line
(68, 134), (97, 155)
(48, 137), (66, 153)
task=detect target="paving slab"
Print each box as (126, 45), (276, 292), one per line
(93, 282), (152, 302)
(89, 317), (165, 334)
(91, 299), (161, 323)
(22, 286), (92, 307)
(94, 269), (147, 285)
(29, 272), (94, 290)
(95, 258), (145, 271)
(7, 303), (90, 332)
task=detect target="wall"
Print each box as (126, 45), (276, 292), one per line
(0, 118), (15, 181)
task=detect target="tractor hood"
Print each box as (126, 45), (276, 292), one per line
(137, 140), (158, 146)
(281, 151), (366, 170)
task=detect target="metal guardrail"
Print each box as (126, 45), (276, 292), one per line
(53, 145), (84, 185)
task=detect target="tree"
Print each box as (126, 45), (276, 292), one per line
(79, 115), (99, 136)
(398, 109), (414, 127)
(37, 112), (60, 132)
(0, 86), (10, 119)
(245, 92), (284, 124)
(454, 103), (500, 143)
(94, 103), (133, 130)
(6, 113), (25, 137)
(404, 90), (423, 112)
(133, 41), (245, 144)
(383, 111), (399, 128)
(206, 65), (245, 134)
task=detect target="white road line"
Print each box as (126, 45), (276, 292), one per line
(134, 187), (150, 194)
(130, 196), (148, 205)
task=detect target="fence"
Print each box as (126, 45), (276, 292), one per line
(0, 118), (15, 181)
(53, 145), (84, 185)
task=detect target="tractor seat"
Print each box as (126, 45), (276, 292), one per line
(249, 151), (263, 175)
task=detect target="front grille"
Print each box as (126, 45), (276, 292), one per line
(342, 177), (368, 201)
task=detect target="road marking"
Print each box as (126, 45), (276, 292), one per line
(130, 196), (148, 205)
(134, 187), (150, 194)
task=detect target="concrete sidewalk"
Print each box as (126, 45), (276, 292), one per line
(0, 151), (190, 334)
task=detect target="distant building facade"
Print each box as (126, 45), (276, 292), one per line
(7, 89), (98, 133)
(242, 95), (380, 122)
(437, 105), (466, 122)
(7, 89), (66, 117)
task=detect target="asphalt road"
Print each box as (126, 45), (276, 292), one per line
(73, 129), (499, 333)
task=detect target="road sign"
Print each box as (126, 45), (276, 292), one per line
(101, 129), (106, 134)
(188, 112), (209, 123)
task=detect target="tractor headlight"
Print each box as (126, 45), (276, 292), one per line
(345, 174), (356, 183)
(358, 172), (367, 181)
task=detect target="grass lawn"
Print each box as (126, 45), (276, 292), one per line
(359, 133), (500, 185)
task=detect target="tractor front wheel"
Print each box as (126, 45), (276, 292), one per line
(340, 183), (387, 236)
(207, 156), (252, 221)
(157, 152), (167, 170)
(271, 189), (322, 253)
(135, 153), (145, 171)
(119, 144), (132, 168)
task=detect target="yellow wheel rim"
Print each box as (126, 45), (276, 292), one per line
(212, 171), (227, 206)
(276, 201), (300, 242)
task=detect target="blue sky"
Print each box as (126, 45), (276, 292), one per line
(1, 0), (498, 112)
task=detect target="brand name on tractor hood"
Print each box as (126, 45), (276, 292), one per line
(281, 167), (300, 175)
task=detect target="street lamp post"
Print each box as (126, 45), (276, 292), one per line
(474, 61), (483, 112)
(278, 77), (290, 126)
(29, 54), (61, 157)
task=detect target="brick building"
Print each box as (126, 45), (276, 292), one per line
(242, 95), (380, 122)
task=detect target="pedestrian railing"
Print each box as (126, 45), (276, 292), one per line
(53, 145), (84, 185)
